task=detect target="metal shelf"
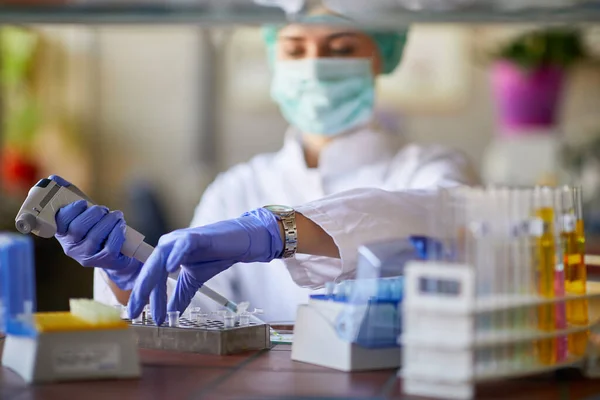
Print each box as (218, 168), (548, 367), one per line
(0, 3), (600, 25)
(0, 4), (287, 25)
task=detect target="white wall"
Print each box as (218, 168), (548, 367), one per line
(89, 25), (600, 229)
(95, 27), (213, 228)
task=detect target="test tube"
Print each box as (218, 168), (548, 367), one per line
(566, 186), (589, 356)
(444, 187), (468, 263)
(513, 188), (536, 366)
(488, 188), (508, 370)
(469, 189), (491, 299)
(554, 188), (568, 362)
(515, 189), (536, 298)
(497, 188), (512, 368)
(167, 311), (180, 327)
(533, 186), (557, 366)
(429, 188), (447, 261)
(470, 189), (494, 372)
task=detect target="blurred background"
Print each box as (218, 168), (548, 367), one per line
(1, 4), (600, 310)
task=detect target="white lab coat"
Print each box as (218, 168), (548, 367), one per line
(94, 122), (478, 321)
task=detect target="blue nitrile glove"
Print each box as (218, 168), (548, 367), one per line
(49, 175), (143, 291)
(128, 208), (283, 325)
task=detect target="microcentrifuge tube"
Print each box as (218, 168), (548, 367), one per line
(198, 313), (208, 324)
(239, 313), (250, 326)
(132, 312), (143, 324)
(237, 302), (250, 314)
(190, 307), (201, 322)
(223, 314), (235, 328)
(143, 304), (150, 324)
(168, 311), (180, 327)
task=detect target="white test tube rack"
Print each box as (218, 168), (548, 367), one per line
(400, 260), (600, 400)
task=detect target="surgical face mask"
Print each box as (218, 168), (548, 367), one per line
(270, 58), (375, 136)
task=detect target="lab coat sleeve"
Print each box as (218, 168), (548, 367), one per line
(284, 188), (437, 288)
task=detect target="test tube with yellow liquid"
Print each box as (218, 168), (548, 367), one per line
(533, 187), (557, 365)
(553, 189), (568, 361)
(564, 187), (588, 356)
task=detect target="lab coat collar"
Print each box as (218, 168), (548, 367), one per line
(280, 119), (405, 178)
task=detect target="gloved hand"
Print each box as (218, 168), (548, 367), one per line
(128, 208), (283, 325)
(50, 175), (143, 291)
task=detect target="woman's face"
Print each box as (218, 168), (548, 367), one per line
(275, 24), (382, 76)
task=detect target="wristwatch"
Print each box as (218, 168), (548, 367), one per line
(263, 205), (297, 258)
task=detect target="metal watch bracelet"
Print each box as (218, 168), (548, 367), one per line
(280, 211), (298, 258)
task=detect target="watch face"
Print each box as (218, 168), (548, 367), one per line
(264, 205), (293, 214)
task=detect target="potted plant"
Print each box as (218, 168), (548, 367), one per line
(490, 28), (589, 131)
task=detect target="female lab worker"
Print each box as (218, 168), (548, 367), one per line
(52, 10), (477, 324)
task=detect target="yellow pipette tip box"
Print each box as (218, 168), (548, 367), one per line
(34, 312), (128, 333)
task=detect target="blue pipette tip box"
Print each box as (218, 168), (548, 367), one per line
(0, 233), (36, 337)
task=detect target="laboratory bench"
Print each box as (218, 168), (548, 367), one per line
(1, 238), (599, 399)
(2, 338), (600, 400)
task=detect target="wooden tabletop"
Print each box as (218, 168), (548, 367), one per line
(3, 337), (600, 400)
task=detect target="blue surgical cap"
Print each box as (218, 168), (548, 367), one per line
(262, 14), (408, 75)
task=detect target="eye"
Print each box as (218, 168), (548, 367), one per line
(330, 46), (356, 56)
(281, 43), (305, 58)
(328, 37), (359, 57)
(286, 48), (305, 57)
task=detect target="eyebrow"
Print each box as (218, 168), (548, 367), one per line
(326, 32), (360, 40)
(279, 32), (360, 41)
